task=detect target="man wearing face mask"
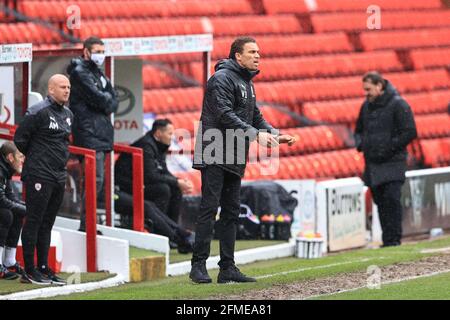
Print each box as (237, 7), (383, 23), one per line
(355, 71), (417, 248)
(67, 36), (118, 232)
(115, 119), (193, 224)
(0, 142), (26, 280)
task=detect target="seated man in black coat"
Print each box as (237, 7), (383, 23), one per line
(0, 142), (26, 279)
(115, 119), (193, 223)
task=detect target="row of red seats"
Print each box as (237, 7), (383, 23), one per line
(18, 0), (254, 21)
(143, 87), (203, 113)
(206, 15), (303, 37)
(245, 149), (364, 180)
(255, 69), (449, 106)
(73, 15), (303, 39)
(303, 90), (450, 124)
(262, 0), (442, 14)
(74, 18), (205, 39)
(254, 50), (402, 81)
(144, 32), (353, 65)
(410, 47), (450, 70)
(211, 32), (353, 60)
(415, 113), (450, 139)
(0, 22), (61, 44)
(311, 11), (450, 33)
(361, 28), (450, 51)
(420, 138), (450, 168)
(143, 64), (184, 89)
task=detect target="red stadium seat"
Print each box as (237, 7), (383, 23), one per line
(360, 28), (450, 51)
(415, 114), (450, 139)
(262, 0), (309, 15)
(256, 51), (402, 81)
(311, 11), (450, 33)
(410, 47), (450, 70)
(314, 0), (442, 12)
(209, 15), (303, 37)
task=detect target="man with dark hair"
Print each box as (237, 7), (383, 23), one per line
(190, 36), (296, 284)
(0, 141), (26, 280)
(67, 36), (118, 232)
(14, 74), (73, 285)
(115, 119), (193, 223)
(355, 71), (417, 247)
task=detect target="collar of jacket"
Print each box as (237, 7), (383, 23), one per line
(46, 95), (66, 109)
(0, 154), (15, 179)
(146, 133), (169, 154)
(215, 59), (259, 82)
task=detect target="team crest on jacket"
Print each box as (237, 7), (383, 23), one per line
(35, 183), (41, 191)
(66, 117), (71, 126)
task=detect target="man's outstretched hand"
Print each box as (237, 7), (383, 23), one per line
(277, 134), (297, 146)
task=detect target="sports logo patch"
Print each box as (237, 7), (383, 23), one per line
(35, 183), (41, 191)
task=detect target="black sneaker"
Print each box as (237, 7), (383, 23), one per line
(5, 262), (25, 276)
(217, 265), (256, 284)
(189, 262), (212, 284)
(0, 265), (19, 280)
(20, 269), (52, 285)
(40, 266), (67, 285)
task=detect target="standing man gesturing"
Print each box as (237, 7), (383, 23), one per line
(14, 74), (73, 285)
(190, 37), (296, 284)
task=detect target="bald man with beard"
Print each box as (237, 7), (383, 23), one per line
(14, 74), (73, 285)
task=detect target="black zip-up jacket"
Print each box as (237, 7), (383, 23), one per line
(67, 57), (118, 152)
(0, 155), (26, 216)
(354, 80), (417, 187)
(14, 96), (73, 184)
(193, 59), (278, 177)
(114, 133), (178, 194)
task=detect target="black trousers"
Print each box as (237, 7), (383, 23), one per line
(371, 181), (404, 246)
(191, 166), (241, 269)
(21, 179), (65, 272)
(145, 182), (182, 223)
(114, 190), (189, 242)
(0, 208), (24, 248)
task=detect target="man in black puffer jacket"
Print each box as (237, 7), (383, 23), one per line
(67, 36), (118, 231)
(355, 71), (417, 248)
(190, 36), (296, 284)
(0, 142), (26, 280)
(115, 119), (193, 223)
(14, 74), (73, 285)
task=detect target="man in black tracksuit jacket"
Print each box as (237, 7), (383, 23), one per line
(0, 142), (26, 280)
(189, 37), (296, 284)
(14, 74), (73, 285)
(355, 72), (417, 247)
(66, 37), (118, 231)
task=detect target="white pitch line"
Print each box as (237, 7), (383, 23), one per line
(305, 268), (450, 300)
(420, 246), (450, 254)
(255, 257), (386, 280)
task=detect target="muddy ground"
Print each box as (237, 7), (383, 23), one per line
(210, 253), (450, 300)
